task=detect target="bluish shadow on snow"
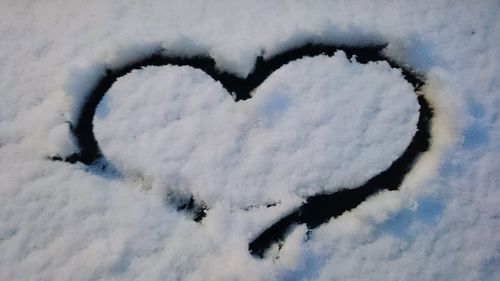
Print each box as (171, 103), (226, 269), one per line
(463, 97), (489, 149)
(463, 122), (489, 149)
(258, 89), (291, 126)
(438, 153), (465, 178)
(277, 252), (323, 281)
(480, 254), (500, 281)
(84, 157), (123, 180)
(467, 96), (486, 118)
(0, 227), (17, 242)
(95, 94), (110, 119)
(108, 247), (132, 275)
(414, 197), (443, 224)
(385, 35), (442, 74)
(374, 196), (444, 239)
(403, 37), (439, 73)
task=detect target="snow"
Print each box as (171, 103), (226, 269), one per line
(94, 54), (418, 208)
(1, 0), (499, 280)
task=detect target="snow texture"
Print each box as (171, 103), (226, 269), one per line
(0, 0), (499, 280)
(94, 54), (418, 208)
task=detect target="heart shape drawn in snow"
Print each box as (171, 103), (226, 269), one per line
(62, 43), (433, 258)
(95, 52), (417, 207)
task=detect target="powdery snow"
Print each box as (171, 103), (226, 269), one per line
(0, 0), (498, 280)
(94, 54), (417, 207)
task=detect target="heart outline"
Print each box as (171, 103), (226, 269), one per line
(55, 42), (433, 258)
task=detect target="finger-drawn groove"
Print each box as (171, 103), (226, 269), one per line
(57, 42), (432, 259)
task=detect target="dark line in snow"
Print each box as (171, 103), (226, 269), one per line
(249, 95), (432, 257)
(54, 42), (432, 259)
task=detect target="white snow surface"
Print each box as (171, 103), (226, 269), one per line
(95, 54), (417, 207)
(0, 0), (499, 280)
